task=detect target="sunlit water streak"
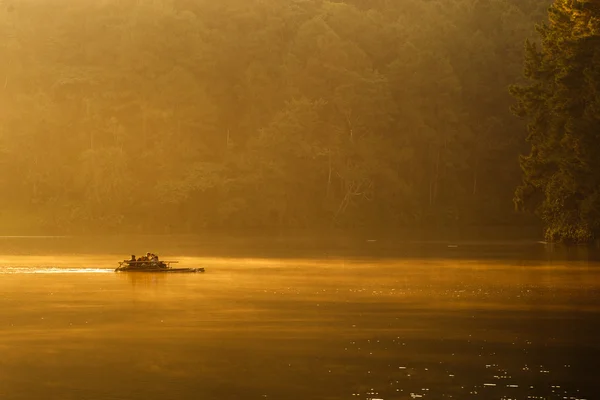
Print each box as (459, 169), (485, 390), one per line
(0, 266), (113, 274)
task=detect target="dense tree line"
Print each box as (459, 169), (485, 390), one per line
(512, 0), (600, 244)
(0, 0), (550, 234)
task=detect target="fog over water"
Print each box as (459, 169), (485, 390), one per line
(0, 236), (599, 399)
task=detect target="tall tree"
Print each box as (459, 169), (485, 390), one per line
(511, 0), (600, 243)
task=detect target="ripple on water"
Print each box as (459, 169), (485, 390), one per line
(0, 266), (113, 274)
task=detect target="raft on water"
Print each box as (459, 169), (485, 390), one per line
(115, 260), (205, 273)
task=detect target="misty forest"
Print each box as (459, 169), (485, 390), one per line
(1, 0), (598, 242)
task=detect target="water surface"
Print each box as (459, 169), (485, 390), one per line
(0, 238), (599, 399)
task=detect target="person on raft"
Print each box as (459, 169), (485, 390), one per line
(128, 253), (163, 267)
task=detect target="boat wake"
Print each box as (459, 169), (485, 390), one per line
(0, 266), (113, 274)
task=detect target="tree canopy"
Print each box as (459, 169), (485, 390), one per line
(511, 0), (600, 243)
(0, 0), (550, 235)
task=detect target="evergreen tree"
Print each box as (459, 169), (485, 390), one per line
(511, 0), (600, 243)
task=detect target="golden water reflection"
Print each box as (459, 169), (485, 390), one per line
(0, 255), (599, 400)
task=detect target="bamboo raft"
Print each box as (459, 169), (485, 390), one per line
(115, 260), (205, 273)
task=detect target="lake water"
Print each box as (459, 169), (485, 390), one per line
(0, 236), (599, 399)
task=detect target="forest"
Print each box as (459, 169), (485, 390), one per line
(0, 0), (573, 236)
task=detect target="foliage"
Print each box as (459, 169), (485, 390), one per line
(0, 0), (550, 234)
(511, 0), (600, 243)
